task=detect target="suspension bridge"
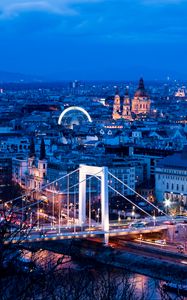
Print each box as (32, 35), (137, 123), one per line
(1, 165), (171, 245)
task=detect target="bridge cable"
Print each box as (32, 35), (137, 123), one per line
(5, 168), (80, 205)
(108, 171), (171, 219)
(11, 169), (103, 214)
(95, 175), (152, 218)
(89, 177), (91, 229)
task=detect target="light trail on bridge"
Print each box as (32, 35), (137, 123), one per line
(5, 225), (169, 244)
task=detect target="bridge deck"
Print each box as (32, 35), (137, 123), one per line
(5, 225), (168, 244)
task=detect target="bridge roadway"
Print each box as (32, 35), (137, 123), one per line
(6, 224), (168, 244)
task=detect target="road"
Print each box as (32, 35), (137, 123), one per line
(111, 239), (187, 265)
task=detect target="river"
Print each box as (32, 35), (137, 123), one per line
(22, 249), (182, 300)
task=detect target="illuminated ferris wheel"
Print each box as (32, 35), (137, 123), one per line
(58, 106), (92, 129)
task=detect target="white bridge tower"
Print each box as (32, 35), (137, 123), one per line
(79, 165), (109, 244)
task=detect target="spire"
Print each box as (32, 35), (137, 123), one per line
(124, 87), (129, 97)
(40, 138), (46, 160)
(138, 78), (145, 90)
(122, 89), (132, 120)
(29, 137), (35, 158)
(115, 87), (119, 95)
(113, 87), (121, 120)
(134, 78), (148, 97)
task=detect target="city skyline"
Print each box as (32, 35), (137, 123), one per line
(1, 2), (187, 298)
(1, 0), (187, 80)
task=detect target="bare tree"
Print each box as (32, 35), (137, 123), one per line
(1, 197), (185, 300)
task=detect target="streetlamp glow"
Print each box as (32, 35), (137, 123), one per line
(153, 215), (156, 226)
(164, 198), (171, 215)
(131, 205), (136, 219)
(164, 199), (171, 207)
(118, 211), (121, 222)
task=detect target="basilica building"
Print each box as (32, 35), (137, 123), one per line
(112, 78), (151, 120)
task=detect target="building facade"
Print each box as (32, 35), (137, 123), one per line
(112, 90), (121, 120)
(131, 78), (151, 115)
(122, 89), (132, 120)
(155, 150), (187, 209)
(109, 162), (135, 196)
(112, 78), (151, 120)
(0, 155), (12, 184)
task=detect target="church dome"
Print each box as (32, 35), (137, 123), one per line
(134, 78), (149, 97)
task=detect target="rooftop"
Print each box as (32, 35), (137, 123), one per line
(157, 148), (187, 169)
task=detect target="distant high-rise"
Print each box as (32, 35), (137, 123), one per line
(131, 78), (151, 115)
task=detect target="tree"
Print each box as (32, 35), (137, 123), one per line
(0, 182), (24, 202)
(39, 138), (46, 160)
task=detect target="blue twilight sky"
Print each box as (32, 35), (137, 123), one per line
(0, 0), (187, 80)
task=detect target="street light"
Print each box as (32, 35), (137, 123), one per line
(164, 198), (171, 214)
(97, 208), (100, 223)
(96, 214), (99, 222)
(180, 193), (184, 215)
(118, 211), (121, 223)
(132, 206), (135, 220)
(30, 212), (33, 227)
(152, 210), (156, 226)
(153, 215), (156, 226)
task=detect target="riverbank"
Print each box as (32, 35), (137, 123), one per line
(23, 239), (187, 284)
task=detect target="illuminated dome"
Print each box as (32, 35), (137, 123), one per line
(134, 78), (148, 97)
(58, 106), (92, 129)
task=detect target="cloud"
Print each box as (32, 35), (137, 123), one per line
(1, 0), (187, 45)
(0, 0), (104, 18)
(142, 0), (187, 4)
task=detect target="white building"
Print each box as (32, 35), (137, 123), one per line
(109, 161), (135, 196)
(12, 156), (28, 188)
(155, 149), (187, 207)
(28, 157), (47, 190)
(12, 155), (47, 191)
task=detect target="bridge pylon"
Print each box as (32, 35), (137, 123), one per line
(79, 165), (109, 244)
